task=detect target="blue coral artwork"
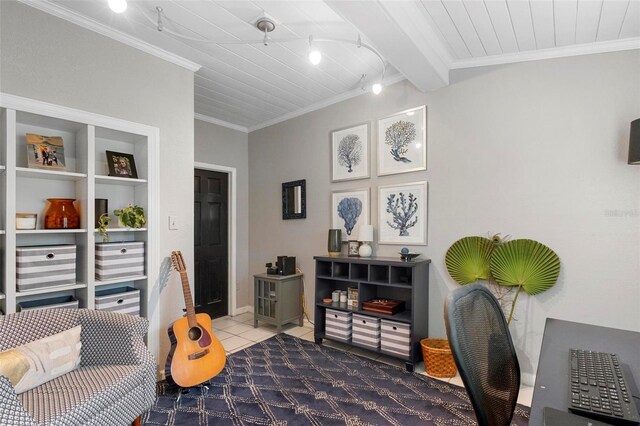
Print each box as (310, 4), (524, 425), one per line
(378, 182), (427, 245)
(331, 123), (370, 182)
(332, 189), (370, 241)
(377, 106), (426, 177)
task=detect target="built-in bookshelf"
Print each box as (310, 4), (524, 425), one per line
(0, 93), (159, 359)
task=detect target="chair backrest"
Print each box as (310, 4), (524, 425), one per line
(0, 309), (79, 350)
(444, 283), (520, 426)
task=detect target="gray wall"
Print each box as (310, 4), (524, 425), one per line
(249, 50), (640, 382)
(194, 119), (250, 309)
(1, 1), (195, 368)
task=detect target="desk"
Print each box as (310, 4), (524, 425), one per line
(530, 318), (640, 425)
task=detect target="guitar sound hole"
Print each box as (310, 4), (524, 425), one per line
(188, 327), (202, 341)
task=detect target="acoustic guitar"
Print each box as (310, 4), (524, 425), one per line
(166, 251), (226, 387)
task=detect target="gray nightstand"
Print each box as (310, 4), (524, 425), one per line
(254, 273), (303, 332)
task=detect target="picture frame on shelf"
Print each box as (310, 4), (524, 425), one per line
(348, 240), (360, 257)
(331, 122), (369, 182)
(378, 181), (427, 245)
(26, 133), (66, 171)
(377, 105), (426, 176)
(106, 150), (138, 179)
(331, 188), (370, 242)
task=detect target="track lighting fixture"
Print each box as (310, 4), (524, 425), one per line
(107, 0), (127, 14)
(308, 36), (322, 65)
(130, 7), (387, 95)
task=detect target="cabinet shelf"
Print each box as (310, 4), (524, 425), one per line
(93, 228), (147, 233)
(95, 175), (147, 186)
(316, 301), (412, 324)
(16, 283), (87, 297)
(0, 230), (5, 235)
(16, 167), (87, 181)
(17, 229), (87, 234)
(0, 292), (5, 300)
(317, 332), (411, 361)
(95, 276), (147, 287)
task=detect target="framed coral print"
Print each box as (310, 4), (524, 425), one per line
(331, 188), (370, 241)
(377, 105), (426, 176)
(378, 181), (427, 245)
(331, 123), (369, 182)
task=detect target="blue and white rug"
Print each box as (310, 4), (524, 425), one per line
(143, 334), (529, 425)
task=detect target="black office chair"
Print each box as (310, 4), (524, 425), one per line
(444, 283), (521, 426)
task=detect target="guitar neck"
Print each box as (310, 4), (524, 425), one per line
(179, 271), (198, 328)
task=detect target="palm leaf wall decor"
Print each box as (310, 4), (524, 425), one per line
(445, 236), (494, 285)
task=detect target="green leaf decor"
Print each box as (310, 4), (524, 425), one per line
(489, 239), (560, 296)
(445, 236), (494, 285)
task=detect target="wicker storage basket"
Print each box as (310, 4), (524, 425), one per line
(421, 338), (458, 378)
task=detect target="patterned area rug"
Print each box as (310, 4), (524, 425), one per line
(143, 334), (530, 425)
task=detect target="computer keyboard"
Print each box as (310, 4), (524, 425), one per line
(569, 349), (640, 425)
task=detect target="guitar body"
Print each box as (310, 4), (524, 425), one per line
(166, 251), (226, 388)
(166, 313), (226, 387)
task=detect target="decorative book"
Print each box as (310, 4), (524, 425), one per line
(362, 299), (405, 315)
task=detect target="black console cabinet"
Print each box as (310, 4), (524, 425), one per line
(313, 255), (430, 372)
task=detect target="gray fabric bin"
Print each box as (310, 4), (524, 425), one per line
(352, 314), (381, 349)
(95, 242), (144, 281)
(325, 309), (352, 342)
(381, 319), (411, 358)
(95, 286), (140, 316)
(18, 295), (79, 312)
(16, 245), (76, 291)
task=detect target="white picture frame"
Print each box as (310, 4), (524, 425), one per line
(378, 181), (427, 245)
(331, 122), (370, 182)
(331, 188), (370, 242)
(377, 105), (426, 176)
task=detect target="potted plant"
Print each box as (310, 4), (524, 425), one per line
(114, 205), (146, 229)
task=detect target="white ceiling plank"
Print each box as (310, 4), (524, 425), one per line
(484, 0), (520, 53)
(442, 0), (488, 57)
(194, 87), (285, 120)
(575, 0), (604, 44)
(194, 80), (289, 115)
(597, 0), (631, 41)
(505, 0), (537, 51)
(326, 0), (449, 91)
(619, 0), (640, 39)
(195, 101), (261, 125)
(420, 0), (472, 58)
(461, 0), (503, 55)
(554, 0), (578, 46)
(195, 113), (248, 133)
(529, 0), (555, 49)
(195, 94), (273, 122)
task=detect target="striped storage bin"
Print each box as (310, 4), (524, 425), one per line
(16, 245), (76, 292)
(18, 295), (79, 312)
(95, 286), (140, 316)
(95, 242), (144, 281)
(381, 319), (412, 358)
(325, 309), (352, 342)
(352, 314), (381, 350)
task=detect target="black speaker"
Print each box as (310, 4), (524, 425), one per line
(277, 256), (296, 276)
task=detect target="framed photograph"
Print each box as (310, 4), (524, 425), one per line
(377, 105), (426, 176)
(26, 133), (66, 171)
(348, 240), (360, 257)
(331, 188), (370, 242)
(331, 122), (369, 182)
(378, 181), (427, 245)
(106, 151), (138, 179)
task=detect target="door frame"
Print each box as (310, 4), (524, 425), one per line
(194, 162), (237, 317)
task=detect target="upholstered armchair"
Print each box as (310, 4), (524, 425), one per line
(0, 309), (156, 426)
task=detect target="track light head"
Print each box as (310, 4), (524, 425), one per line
(309, 50), (322, 65)
(372, 83), (383, 95)
(108, 0), (127, 13)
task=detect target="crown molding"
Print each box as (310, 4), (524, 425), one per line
(248, 73), (406, 132)
(451, 37), (640, 70)
(17, 0), (201, 72)
(195, 113), (249, 133)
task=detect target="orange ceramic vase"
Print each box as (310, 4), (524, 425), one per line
(44, 198), (80, 229)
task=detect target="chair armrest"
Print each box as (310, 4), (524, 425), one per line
(0, 376), (37, 425)
(78, 310), (153, 367)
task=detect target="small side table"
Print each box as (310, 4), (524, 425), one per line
(254, 273), (303, 332)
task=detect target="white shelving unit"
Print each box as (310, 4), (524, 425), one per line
(0, 94), (160, 360)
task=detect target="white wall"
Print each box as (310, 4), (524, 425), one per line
(194, 119), (250, 310)
(0, 1), (195, 370)
(249, 50), (640, 383)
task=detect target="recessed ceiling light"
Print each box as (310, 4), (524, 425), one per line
(108, 0), (127, 14)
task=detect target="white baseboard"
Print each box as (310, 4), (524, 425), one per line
(234, 305), (254, 315)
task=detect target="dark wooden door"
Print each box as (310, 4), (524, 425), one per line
(194, 169), (228, 319)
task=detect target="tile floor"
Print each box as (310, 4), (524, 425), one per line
(212, 313), (534, 407)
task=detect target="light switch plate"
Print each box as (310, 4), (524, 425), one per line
(169, 215), (178, 230)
